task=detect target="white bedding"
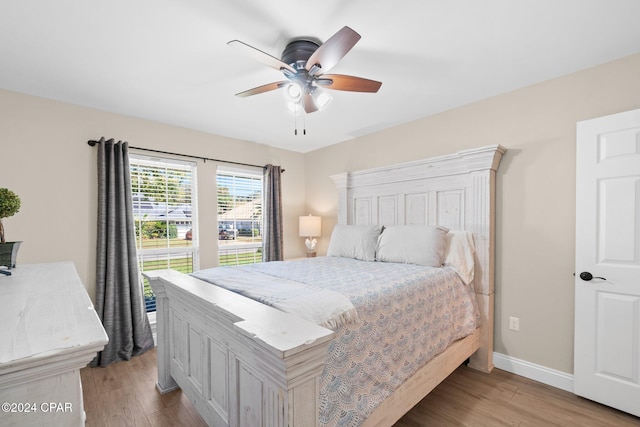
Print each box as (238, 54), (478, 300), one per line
(192, 265), (359, 330)
(192, 257), (479, 427)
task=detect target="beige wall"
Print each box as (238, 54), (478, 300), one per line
(1, 53), (638, 376)
(0, 89), (308, 301)
(304, 53), (640, 374)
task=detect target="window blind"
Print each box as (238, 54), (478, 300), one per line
(130, 155), (199, 311)
(217, 168), (263, 266)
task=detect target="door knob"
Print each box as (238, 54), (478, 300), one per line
(579, 271), (606, 281)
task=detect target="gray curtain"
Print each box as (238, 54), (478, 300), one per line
(262, 164), (283, 261)
(91, 138), (154, 368)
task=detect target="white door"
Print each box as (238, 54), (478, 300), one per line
(574, 108), (640, 416)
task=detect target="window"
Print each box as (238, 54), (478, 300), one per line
(217, 167), (263, 266)
(130, 155), (198, 312)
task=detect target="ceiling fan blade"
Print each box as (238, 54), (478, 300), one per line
(316, 74), (382, 93)
(302, 93), (318, 113)
(305, 26), (361, 75)
(235, 81), (289, 97)
(227, 40), (296, 74)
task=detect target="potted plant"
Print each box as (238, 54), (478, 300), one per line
(0, 188), (22, 269)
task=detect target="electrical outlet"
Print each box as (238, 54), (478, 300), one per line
(509, 316), (520, 331)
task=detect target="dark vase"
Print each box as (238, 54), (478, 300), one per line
(0, 241), (22, 269)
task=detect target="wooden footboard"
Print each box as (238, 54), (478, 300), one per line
(145, 269), (334, 427)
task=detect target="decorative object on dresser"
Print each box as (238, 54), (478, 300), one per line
(0, 262), (108, 427)
(299, 214), (321, 257)
(144, 144), (505, 427)
(0, 187), (22, 272)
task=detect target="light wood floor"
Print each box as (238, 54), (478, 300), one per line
(81, 348), (639, 427)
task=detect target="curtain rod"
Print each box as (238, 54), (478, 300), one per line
(87, 139), (284, 172)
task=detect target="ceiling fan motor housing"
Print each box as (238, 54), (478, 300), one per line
(282, 39), (319, 70)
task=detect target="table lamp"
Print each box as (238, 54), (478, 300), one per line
(299, 215), (321, 257)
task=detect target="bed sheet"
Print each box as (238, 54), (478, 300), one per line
(194, 257), (479, 427)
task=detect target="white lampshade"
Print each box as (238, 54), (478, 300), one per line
(299, 215), (321, 237)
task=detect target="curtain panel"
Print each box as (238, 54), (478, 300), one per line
(91, 138), (154, 367)
(262, 164), (283, 262)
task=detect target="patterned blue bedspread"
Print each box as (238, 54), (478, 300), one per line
(196, 256), (480, 427)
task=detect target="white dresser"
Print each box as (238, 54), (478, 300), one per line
(0, 262), (108, 426)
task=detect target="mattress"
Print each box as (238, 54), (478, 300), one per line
(192, 256), (479, 427)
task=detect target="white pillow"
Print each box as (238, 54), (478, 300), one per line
(376, 225), (449, 267)
(444, 230), (476, 285)
(326, 224), (383, 261)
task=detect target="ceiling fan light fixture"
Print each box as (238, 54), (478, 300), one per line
(286, 83), (302, 101)
(314, 90), (332, 110)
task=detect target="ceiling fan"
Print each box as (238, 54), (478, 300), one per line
(228, 26), (382, 114)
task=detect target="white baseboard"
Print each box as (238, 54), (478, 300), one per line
(493, 352), (574, 393)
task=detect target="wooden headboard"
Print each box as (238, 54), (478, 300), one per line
(330, 144), (506, 372)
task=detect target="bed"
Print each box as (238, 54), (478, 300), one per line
(145, 144), (505, 427)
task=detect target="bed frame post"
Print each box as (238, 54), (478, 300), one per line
(469, 146), (505, 372)
(148, 276), (179, 394)
(466, 167), (498, 373)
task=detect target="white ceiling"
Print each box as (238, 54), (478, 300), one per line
(1, 1), (639, 153)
